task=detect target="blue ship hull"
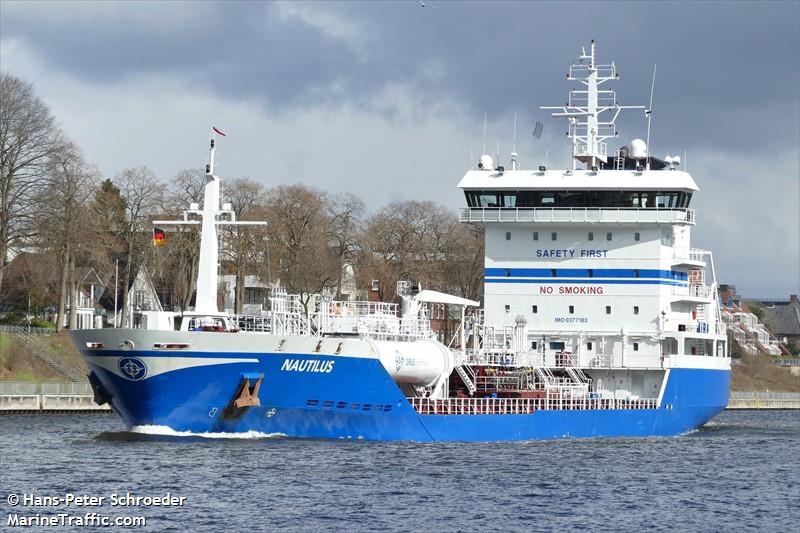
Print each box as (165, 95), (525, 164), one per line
(82, 348), (730, 442)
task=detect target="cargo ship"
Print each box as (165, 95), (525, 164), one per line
(71, 42), (730, 441)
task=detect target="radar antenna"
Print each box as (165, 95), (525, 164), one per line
(645, 64), (657, 170)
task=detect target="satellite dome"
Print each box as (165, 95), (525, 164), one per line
(628, 139), (647, 160)
(478, 154), (494, 170)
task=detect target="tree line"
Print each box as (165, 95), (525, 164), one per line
(0, 73), (484, 329)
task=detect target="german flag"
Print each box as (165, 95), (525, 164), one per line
(153, 227), (166, 247)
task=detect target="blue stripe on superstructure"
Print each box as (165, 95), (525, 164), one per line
(484, 278), (687, 285)
(484, 268), (688, 280)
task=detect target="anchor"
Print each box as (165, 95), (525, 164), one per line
(234, 376), (262, 408)
(223, 373), (263, 418)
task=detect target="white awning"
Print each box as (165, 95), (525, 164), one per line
(414, 290), (480, 307)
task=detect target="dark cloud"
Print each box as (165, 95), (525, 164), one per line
(1, 1), (797, 296)
(3, 2), (797, 152)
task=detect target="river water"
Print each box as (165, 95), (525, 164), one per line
(1, 410), (797, 532)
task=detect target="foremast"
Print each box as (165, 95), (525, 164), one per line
(153, 129), (266, 315)
(195, 131), (222, 313)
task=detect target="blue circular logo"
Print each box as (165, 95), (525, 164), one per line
(118, 357), (147, 381)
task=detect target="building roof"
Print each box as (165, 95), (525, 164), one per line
(761, 301), (800, 336)
(457, 169), (699, 191)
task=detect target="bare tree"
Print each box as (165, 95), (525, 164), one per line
(150, 169), (206, 311)
(0, 73), (62, 295)
(113, 167), (164, 327)
(222, 177), (267, 314)
(442, 223), (485, 302)
(360, 200), (449, 300)
(35, 142), (100, 331)
(265, 185), (338, 311)
(326, 192), (364, 297)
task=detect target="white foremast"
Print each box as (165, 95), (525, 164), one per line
(154, 129), (266, 315)
(195, 133), (222, 313)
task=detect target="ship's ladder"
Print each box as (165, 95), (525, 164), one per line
(566, 366), (592, 385)
(455, 364), (477, 395)
(695, 303), (709, 333)
(565, 366), (592, 390)
(535, 366), (559, 390)
(614, 150), (625, 170)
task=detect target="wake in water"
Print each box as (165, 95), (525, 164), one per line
(94, 425), (285, 442)
(131, 425), (286, 439)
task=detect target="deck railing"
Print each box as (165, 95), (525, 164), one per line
(407, 396), (658, 415)
(459, 207), (695, 225)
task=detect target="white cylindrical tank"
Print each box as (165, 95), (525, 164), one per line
(367, 338), (454, 387)
(628, 139), (647, 160)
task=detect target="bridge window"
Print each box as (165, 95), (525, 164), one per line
(464, 189), (692, 209)
(505, 231), (511, 241)
(549, 341), (565, 351)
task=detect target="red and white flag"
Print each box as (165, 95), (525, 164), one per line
(212, 126), (226, 137)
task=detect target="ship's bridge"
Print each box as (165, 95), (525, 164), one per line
(458, 169), (698, 225)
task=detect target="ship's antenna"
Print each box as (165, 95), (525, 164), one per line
(482, 112), (487, 154)
(545, 133), (551, 167)
(683, 149), (688, 172)
(207, 131), (216, 175)
(542, 41), (645, 170)
(511, 112), (518, 170)
(470, 148), (474, 169)
(645, 64), (657, 170)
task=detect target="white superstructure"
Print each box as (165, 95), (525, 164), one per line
(458, 42), (728, 400)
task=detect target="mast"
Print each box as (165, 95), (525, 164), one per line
(194, 131), (222, 313)
(542, 40), (645, 169)
(152, 129), (267, 316)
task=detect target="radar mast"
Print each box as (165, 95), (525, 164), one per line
(542, 40), (645, 169)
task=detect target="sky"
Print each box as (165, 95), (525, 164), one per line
(1, 0), (798, 298)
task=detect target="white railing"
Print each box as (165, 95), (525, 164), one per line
(463, 350), (519, 367)
(459, 207), (695, 225)
(407, 395), (658, 415)
(231, 300), (433, 341)
(689, 248), (708, 262)
(230, 314), (272, 333)
(672, 284), (715, 299)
